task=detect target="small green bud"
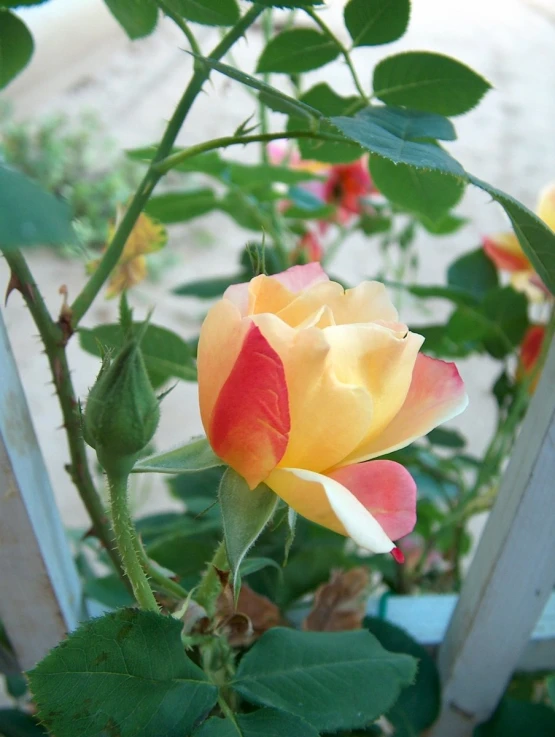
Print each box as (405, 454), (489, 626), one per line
(84, 328), (159, 476)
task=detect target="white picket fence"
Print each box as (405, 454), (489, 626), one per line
(1, 305), (554, 734)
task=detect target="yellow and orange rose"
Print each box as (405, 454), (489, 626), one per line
(198, 265), (468, 559)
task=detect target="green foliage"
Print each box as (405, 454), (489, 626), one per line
(481, 286), (529, 358)
(474, 697), (555, 736)
(133, 436), (223, 474)
(331, 107), (465, 174)
(79, 321), (197, 387)
(0, 0), (49, 5)
(28, 610), (218, 737)
(145, 189), (219, 224)
(194, 709), (320, 736)
(0, 10), (33, 89)
(365, 618), (441, 736)
(427, 427), (466, 449)
(344, 0), (410, 47)
(164, 0), (239, 26)
(447, 247), (499, 300)
(470, 175), (555, 296)
(257, 29), (339, 74)
(232, 628), (417, 732)
(83, 573), (135, 609)
(244, 0), (323, 5)
(219, 468), (279, 592)
(0, 709), (46, 736)
(0, 164), (75, 248)
(103, 0), (158, 39)
(371, 158), (465, 222)
(373, 52), (491, 116)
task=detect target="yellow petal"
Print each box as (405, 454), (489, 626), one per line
(105, 256), (148, 298)
(536, 183), (555, 233)
(266, 467), (395, 554)
(252, 313), (372, 472)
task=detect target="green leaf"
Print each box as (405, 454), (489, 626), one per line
(257, 28), (339, 74)
(0, 0), (49, 5)
(385, 280), (479, 306)
(474, 697), (555, 737)
(345, 0), (410, 47)
(28, 609), (218, 737)
(133, 437), (223, 474)
(419, 212), (467, 234)
(244, 0), (323, 6)
(232, 628), (417, 732)
(371, 158), (464, 222)
(365, 618), (441, 736)
(145, 188), (219, 224)
(173, 274), (244, 299)
(0, 10), (33, 89)
(194, 709), (320, 736)
(331, 107), (465, 174)
(240, 556), (283, 578)
(373, 52), (491, 116)
(83, 573), (135, 609)
(287, 83), (365, 163)
(169, 466), (225, 513)
(164, 0), (239, 25)
(193, 55), (322, 121)
(103, 0), (158, 39)
(0, 709), (46, 736)
(219, 468), (279, 592)
(426, 427), (466, 449)
(411, 323), (480, 359)
(0, 164), (75, 247)
(469, 174), (555, 296)
(481, 286), (529, 358)
(79, 322), (197, 387)
(447, 247), (499, 300)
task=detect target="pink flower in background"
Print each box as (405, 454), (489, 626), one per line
(292, 231), (324, 264)
(322, 159), (375, 224)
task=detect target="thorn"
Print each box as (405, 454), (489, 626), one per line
(5, 270), (22, 305)
(58, 284), (74, 343)
(391, 547), (405, 564)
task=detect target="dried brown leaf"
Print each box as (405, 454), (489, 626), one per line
(303, 567), (370, 632)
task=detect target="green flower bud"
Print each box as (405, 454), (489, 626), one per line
(84, 327), (160, 476)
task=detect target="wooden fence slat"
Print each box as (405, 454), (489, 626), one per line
(0, 310), (85, 671)
(429, 337), (555, 736)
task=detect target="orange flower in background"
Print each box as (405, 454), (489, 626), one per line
(198, 264), (468, 558)
(88, 208), (167, 298)
(292, 231), (324, 264)
(322, 159), (375, 224)
(518, 324), (547, 392)
(483, 183), (555, 301)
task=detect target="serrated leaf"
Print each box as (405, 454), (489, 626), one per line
(145, 188), (219, 224)
(104, 0), (158, 39)
(28, 609), (218, 737)
(0, 10), (33, 89)
(371, 157), (464, 222)
(257, 28), (339, 74)
(164, 0), (239, 26)
(373, 51), (491, 116)
(469, 174), (555, 296)
(78, 322), (197, 387)
(193, 55), (321, 120)
(219, 468), (279, 592)
(232, 628), (417, 732)
(447, 247), (499, 300)
(194, 709), (320, 736)
(345, 0), (410, 47)
(133, 436), (223, 474)
(331, 107), (465, 175)
(365, 618), (441, 736)
(0, 164), (75, 247)
(287, 83), (365, 163)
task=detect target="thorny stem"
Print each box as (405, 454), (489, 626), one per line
(305, 8), (369, 103)
(134, 535), (189, 601)
(156, 0), (202, 56)
(2, 249), (127, 583)
(69, 5), (264, 329)
(108, 472), (159, 612)
(195, 540), (228, 617)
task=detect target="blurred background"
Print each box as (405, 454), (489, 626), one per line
(1, 0), (555, 531)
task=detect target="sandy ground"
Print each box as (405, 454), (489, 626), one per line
(2, 0), (555, 535)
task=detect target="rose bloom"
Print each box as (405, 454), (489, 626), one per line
(483, 183), (554, 301)
(198, 265), (468, 559)
(518, 324), (546, 393)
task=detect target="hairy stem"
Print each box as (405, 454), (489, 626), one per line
(108, 472), (159, 612)
(3, 249), (126, 582)
(69, 5), (264, 328)
(195, 540), (228, 616)
(134, 536), (189, 601)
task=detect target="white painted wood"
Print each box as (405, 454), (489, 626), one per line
(0, 310), (86, 671)
(428, 336), (555, 737)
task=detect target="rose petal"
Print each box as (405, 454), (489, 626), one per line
(340, 354), (468, 465)
(266, 467), (396, 553)
(537, 183), (555, 233)
(483, 233), (530, 272)
(520, 324), (546, 374)
(272, 263), (329, 292)
(328, 461), (416, 540)
(209, 322), (290, 488)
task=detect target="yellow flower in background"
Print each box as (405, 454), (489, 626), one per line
(197, 264), (468, 559)
(483, 183), (555, 301)
(88, 208), (167, 298)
